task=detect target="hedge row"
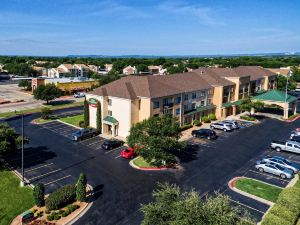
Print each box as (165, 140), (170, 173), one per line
(179, 124), (193, 131)
(262, 176), (300, 225)
(45, 184), (76, 210)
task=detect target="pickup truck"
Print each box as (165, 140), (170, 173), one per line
(72, 128), (99, 141)
(270, 140), (300, 154)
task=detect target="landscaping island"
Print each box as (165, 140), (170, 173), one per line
(234, 177), (282, 203)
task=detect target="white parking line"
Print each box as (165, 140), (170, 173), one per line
(44, 175), (71, 186)
(248, 169), (289, 182)
(29, 168), (62, 181)
(87, 140), (102, 146)
(26, 163), (54, 172)
(43, 124), (66, 129)
(229, 199), (265, 214)
(115, 155), (121, 159)
(79, 136), (99, 143)
(105, 147), (122, 154)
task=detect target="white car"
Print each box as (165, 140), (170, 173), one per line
(255, 162), (293, 179)
(73, 92), (85, 98)
(223, 120), (239, 129)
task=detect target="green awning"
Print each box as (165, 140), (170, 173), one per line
(184, 104), (216, 116)
(103, 116), (118, 124)
(252, 90), (297, 103)
(222, 100), (243, 108)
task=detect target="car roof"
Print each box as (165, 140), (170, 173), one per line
(287, 141), (300, 145)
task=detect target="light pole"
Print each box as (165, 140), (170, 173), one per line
(15, 110), (25, 186)
(285, 75), (290, 119)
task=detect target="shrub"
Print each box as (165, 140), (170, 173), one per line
(276, 187), (300, 212)
(47, 214), (54, 221)
(262, 213), (291, 225)
(36, 211), (43, 218)
(208, 113), (217, 121)
(179, 124), (193, 131)
(53, 214), (61, 220)
(61, 211), (70, 217)
(76, 173), (87, 202)
(202, 116), (211, 123)
(45, 209), (51, 214)
(240, 115), (255, 121)
(67, 204), (79, 213)
(41, 107), (53, 119)
(193, 119), (201, 126)
(79, 121), (85, 128)
(32, 208), (38, 213)
(58, 210), (65, 214)
(268, 204), (297, 224)
(33, 183), (45, 207)
(45, 184), (76, 210)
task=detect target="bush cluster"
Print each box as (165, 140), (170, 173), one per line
(46, 204), (79, 221)
(201, 116), (211, 123)
(208, 113), (217, 121)
(240, 115), (256, 121)
(45, 184), (76, 210)
(262, 176), (300, 225)
(192, 119), (201, 126)
(33, 183), (45, 207)
(179, 124), (193, 131)
(76, 173), (87, 202)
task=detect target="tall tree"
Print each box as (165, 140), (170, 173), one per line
(84, 98), (89, 128)
(33, 84), (63, 104)
(76, 173), (87, 202)
(127, 116), (183, 166)
(96, 101), (102, 133)
(33, 183), (45, 207)
(141, 183), (254, 225)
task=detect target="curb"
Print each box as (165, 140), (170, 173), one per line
(129, 157), (174, 171)
(64, 184), (94, 225)
(285, 114), (300, 123)
(57, 119), (81, 129)
(228, 176), (274, 206)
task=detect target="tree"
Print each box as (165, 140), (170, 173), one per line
(291, 66), (300, 82)
(33, 183), (45, 207)
(96, 101), (102, 133)
(76, 173), (87, 202)
(41, 107), (53, 119)
(84, 98), (89, 128)
(137, 64), (149, 73)
(18, 80), (30, 90)
(0, 123), (27, 154)
(277, 75), (296, 91)
(127, 116), (183, 166)
(140, 183), (254, 225)
(33, 84), (63, 104)
(239, 97), (264, 115)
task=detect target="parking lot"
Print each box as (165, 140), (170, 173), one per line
(5, 112), (300, 225)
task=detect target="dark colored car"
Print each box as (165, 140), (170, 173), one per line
(101, 139), (124, 150)
(192, 129), (217, 140)
(288, 91), (300, 100)
(72, 128), (99, 141)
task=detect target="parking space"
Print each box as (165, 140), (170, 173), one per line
(40, 120), (79, 140)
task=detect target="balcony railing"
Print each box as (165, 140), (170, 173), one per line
(163, 102), (174, 108)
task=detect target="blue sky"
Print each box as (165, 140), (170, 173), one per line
(0, 0), (299, 56)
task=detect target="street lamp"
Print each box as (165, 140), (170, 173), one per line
(15, 110), (25, 186)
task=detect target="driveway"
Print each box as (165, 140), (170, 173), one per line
(3, 109), (300, 225)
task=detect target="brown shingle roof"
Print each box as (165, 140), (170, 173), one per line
(192, 68), (235, 86)
(91, 73), (211, 99)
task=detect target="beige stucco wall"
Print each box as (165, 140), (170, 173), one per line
(131, 99), (140, 125)
(139, 98), (151, 121)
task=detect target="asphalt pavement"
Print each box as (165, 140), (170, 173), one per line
(3, 108), (300, 225)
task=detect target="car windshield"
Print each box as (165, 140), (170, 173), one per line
(275, 164), (285, 171)
(282, 159), (292, 165)
(103, 141), (111, 145)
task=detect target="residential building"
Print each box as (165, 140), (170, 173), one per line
(266, 67), (293, 77)
(123, 66), (137, 75)
(47, 68), (68, 78)
(148, 65), (167, 75)
(105, 64), (113, 72)
(32, 66), (48, 76)
(85, 66), (279, 138)
(74, 64), (90, 77)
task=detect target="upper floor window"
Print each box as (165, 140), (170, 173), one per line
(153, 101), (160, 109)
(200, 100), (205, 106)
(108, 98), (112, 106)
(184, 105), (188, 110)
(175, 97), (181, 104)
(184, 94), (189, 100)
(176, 108), (180, 115)
(192, 92), (197, 99)
(191, 103), (196, 109)
(200, 91), (206, 97)
(108, 110), (112, 116)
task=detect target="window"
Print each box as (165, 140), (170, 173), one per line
(176, 108), (180, 115)
(200, 101), (205, 106)
(207, 99), (212, 104)
(108, 98), (112, 106)
(191, 103), (196, 109)
(184, 105), (188, 110)
(153, 114), (159, 117)
(192, 92), (197, 99)
(287, 143), (293, 147)
(200, 91), (206, 97)
(184, 94), (189, 100)
(175, 97), (181, 104)
(108, 110), (112, 116)
(153, 101), (160, 109)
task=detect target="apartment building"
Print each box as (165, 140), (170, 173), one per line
(123, 66), (137, 75)
(85, 66), (278, 138)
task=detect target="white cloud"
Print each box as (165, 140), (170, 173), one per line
(158, 1), (223, 25)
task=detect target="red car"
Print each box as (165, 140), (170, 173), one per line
(121, 147), (137, 159)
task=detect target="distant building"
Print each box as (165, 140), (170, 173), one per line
(32, 66), (48, 76)
(123, 66), (137, 75)
(266, 67), (292, 77)
(105, 64), (113, 72)
(148, 65), (167, 75)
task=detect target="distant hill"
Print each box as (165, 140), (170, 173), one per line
(67, 52), (300, 58)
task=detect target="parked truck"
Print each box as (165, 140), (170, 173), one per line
(270, 140), (300, 154)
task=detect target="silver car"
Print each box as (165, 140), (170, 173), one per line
(223, 120), (239, 129)
(210, 122), (234, 132)
(255, 162), (293, 179)
(260, 156), (300, 174)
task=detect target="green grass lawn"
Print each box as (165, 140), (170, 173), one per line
(235, 178), (282, 202)
(59, 114), (84, 127)
(0, 167), (34, 225)
(0, 101), (83, 119)
(133, 157), (155, 168)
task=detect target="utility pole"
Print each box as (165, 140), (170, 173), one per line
(20, 113), (25, 187)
